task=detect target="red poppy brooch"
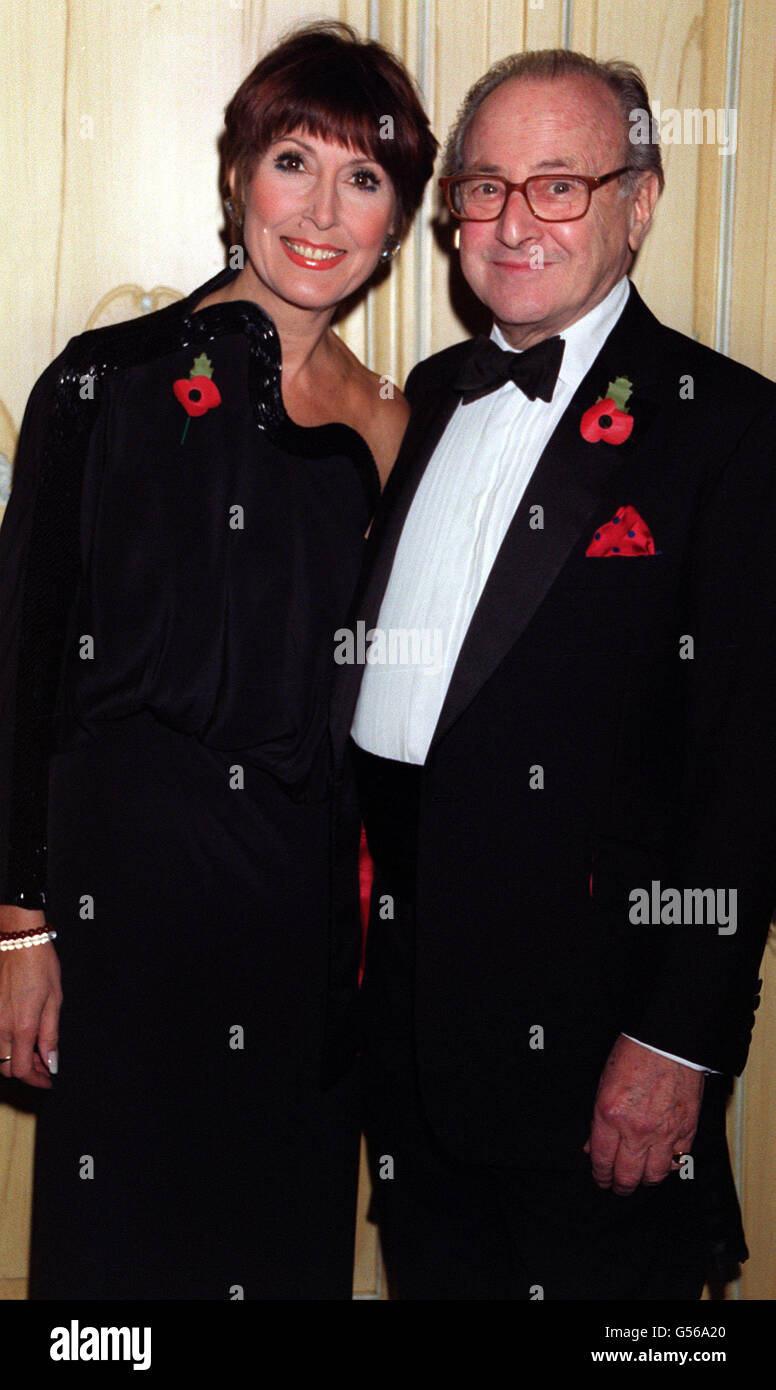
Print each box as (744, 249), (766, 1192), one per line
(173, 352), (222, 443)
(580, 374), (634, 445)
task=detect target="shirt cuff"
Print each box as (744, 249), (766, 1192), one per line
(621, 1034), (720, 1074)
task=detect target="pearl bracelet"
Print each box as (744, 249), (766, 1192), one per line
(0, 926), (57, 951)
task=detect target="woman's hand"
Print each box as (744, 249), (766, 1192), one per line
(0, 905), (62, 1088)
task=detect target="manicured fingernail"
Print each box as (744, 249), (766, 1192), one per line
(47, 1051), (58, 1075)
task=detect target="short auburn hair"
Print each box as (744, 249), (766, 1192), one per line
(220, 20), (438, 239)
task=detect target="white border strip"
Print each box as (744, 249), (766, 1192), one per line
(364, 0), (382, 372)
(715, 0), (742, 357)
(720, 0), (744, 1300)
(415, 0), (431, 365)
(369, 0), (380, 39)
(562, 0), (574, 50)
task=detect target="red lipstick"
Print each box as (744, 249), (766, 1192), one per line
(280, 237), (347, 270)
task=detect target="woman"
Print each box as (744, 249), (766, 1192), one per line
(0, 20), (436, 1299)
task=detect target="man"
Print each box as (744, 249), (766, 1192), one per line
(330, 50), (776, 1299)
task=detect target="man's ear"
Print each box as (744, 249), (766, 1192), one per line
(627, 171), (660, 253)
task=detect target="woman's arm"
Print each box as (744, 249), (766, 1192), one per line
(0, 349), (78, 1085)
(0, 904), (61, 1087)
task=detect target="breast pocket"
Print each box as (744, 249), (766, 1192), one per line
(546, 555), (679, 654)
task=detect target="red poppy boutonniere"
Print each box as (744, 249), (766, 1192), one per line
(580, 375), (634, 445)
(173, 353), (222, 443)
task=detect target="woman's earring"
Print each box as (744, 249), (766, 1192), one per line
(380, 235), (401, 262)
(225, 197), (243, 229)
(453, 226), (460, 250)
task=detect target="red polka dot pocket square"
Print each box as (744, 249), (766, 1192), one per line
(586, 504), (657, 557)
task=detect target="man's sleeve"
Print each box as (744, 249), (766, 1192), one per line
(623, 398), (776, 1074)
(622, 1034), (718, 1073)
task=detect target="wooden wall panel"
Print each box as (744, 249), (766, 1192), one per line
(574, 0), (721, 336)
(692, 1), (731, 350)
(1, 1), (67, 419)
(729, 0), (776, 377)
(1, 0), (774, 1303)
(726, 0), (776, 1302)
(738, 939), (776, 1299)
(428, 0), (492, 358)
(426, 0), (566, 360)
(0, 1101), (33, 1294)
(369, 0), (422, 385)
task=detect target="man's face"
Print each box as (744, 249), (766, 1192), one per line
(458, 75), (658, 347)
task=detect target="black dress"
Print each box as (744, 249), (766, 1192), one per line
(0, 266), (376, 1299)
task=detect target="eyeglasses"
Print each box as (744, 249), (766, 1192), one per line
(439, 168), (631, 222)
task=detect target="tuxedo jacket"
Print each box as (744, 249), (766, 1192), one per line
(329, 281), (776, 1165)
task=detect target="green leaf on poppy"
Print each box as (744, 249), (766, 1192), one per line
(190, 352), (214, 379)
(605, 375), (633, 412)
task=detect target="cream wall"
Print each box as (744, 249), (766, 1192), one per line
(0, 0), (774, 1302)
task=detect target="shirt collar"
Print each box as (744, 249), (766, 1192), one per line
(490, 275), (630, 394)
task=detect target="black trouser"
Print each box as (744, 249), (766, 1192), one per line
(352, 742), (733, 1301)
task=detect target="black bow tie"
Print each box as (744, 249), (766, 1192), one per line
(453, 334), (565, 404)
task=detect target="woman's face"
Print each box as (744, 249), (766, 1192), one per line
(234, 127), (398, 316)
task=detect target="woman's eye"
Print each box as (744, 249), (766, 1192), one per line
(273, 151), (306, 171)
(351, 168), (381, 190)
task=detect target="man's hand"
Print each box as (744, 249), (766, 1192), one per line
(584, 1034), (704, 1195)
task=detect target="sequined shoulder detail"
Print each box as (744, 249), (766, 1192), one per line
(182, 299), (286, 436)
(182, 297), (381, 514)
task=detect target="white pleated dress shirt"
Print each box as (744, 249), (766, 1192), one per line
(352, 275), (630, 763)
(351, 274), (710, 1073)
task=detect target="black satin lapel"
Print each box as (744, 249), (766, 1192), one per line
(429, 284), (669, 751)
(430, 372), (644, 751)
(329, 382), (462, 765)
